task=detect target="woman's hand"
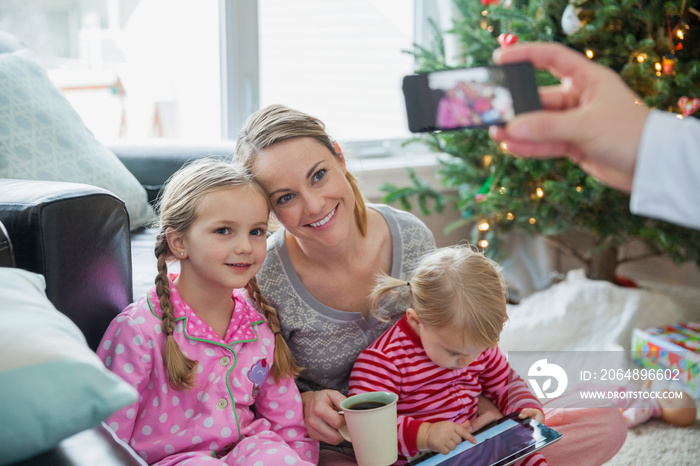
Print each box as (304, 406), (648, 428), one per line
(519, 408), (545, 424)
(300, 389), (348, 444)
(468, 395), (504, 433)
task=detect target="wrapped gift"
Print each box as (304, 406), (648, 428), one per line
(631, 322), (700, 399)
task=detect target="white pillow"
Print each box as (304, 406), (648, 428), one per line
(0, 268), (137, 465)
(0, 49), (154, 230)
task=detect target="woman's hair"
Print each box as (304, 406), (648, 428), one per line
(235, 104), (369, 236)
(369, 244), (508, 348)
(154, 157), (301, 390)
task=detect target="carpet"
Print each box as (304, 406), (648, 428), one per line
(604, 416), (700, 466)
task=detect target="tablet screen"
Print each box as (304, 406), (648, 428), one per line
(408, 413), (562, 466)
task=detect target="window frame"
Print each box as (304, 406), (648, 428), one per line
(219, 0), (447, 157)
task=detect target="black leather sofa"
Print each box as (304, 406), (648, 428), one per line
(0, 27), (240, 466)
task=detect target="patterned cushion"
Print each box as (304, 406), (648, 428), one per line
(0, 50), (154, 229)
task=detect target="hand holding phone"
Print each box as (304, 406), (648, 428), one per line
(402, 62), (541, 133)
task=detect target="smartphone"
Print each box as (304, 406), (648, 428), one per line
(402, 62), (541, 133)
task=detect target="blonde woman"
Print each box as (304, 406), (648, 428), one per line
(349, 245), (546, 465)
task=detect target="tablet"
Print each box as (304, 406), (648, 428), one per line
(407, 413), (562, 466)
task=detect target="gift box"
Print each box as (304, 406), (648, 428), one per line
(631, 322), (700, 399)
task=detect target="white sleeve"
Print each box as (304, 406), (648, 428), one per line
(630, 110), (700, 230)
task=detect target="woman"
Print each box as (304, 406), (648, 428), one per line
(235, 104), (626, 465)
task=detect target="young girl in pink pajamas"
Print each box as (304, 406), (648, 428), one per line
(98, 159), (319, 466)
(349, 245), (548, 466)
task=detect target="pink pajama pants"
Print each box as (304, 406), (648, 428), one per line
(539, 392), (627, 465)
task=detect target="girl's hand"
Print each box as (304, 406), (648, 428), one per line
(300, 389), (347, 444)
(419, 421), (476, 455)
(519, 408), (545, 424)
(468, 395), (504, 433)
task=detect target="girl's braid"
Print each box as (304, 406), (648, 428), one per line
(246, 277), (301, 382)
(155, 237), (198, 390)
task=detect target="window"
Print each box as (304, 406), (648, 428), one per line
(258, 0), (414, 146)
(1, 0), (221, 141)
(2, 0), (443, 153)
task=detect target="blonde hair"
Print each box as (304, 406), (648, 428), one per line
(235, 104), (369, 236)
(370, 245), (508, 348)
(154, 157), (301, 390)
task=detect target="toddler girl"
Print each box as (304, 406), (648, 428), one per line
(98, 158), (318, 465)
(349, 245), (547, 465)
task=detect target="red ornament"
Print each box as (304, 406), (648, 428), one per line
(678, 96), (700, 116)
(662, 56), (676, 75)
(480, 0), (500, 5)
(475, 193), (486, 203)
(497, 33), (519, 47)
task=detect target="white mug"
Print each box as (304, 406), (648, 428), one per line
(339, 391), (399, 466)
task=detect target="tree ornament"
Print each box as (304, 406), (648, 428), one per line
(662, 55), (677, 75)
(678, 96), (700, 116)
(480, 0), (500, 5)
(475, 193), (486, 202)
(497, 33), (519, 47)
(561, 1), (582, 36)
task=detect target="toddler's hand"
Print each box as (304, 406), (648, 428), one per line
(424, 421), (476, 455)
(519, 408), (545, 424)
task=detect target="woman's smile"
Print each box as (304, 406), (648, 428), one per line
(307, 206), (337, 229)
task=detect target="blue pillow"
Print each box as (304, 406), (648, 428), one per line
(0, 269), (137, 465)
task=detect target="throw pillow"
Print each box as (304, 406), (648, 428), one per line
(0, 268), (137, 465)
(0, 49), (154, 230)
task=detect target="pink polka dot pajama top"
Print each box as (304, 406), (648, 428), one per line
(97, 278), (319, 465)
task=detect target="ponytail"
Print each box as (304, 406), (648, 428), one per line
(154, 237), (198, 391)
(368, 274), (410, 322)
(246, 277), (302, 382)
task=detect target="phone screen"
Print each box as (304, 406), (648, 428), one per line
(402, 62), (541, 133)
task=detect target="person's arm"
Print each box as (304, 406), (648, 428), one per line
(631, 110), (700, 230)
(96, 307), (151, 443)
(477, 348), (543, 417)
(349, 348), (426, 458)
(488, 41), (650, 193)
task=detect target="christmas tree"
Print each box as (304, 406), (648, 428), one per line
(384, 0), (700, 282)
